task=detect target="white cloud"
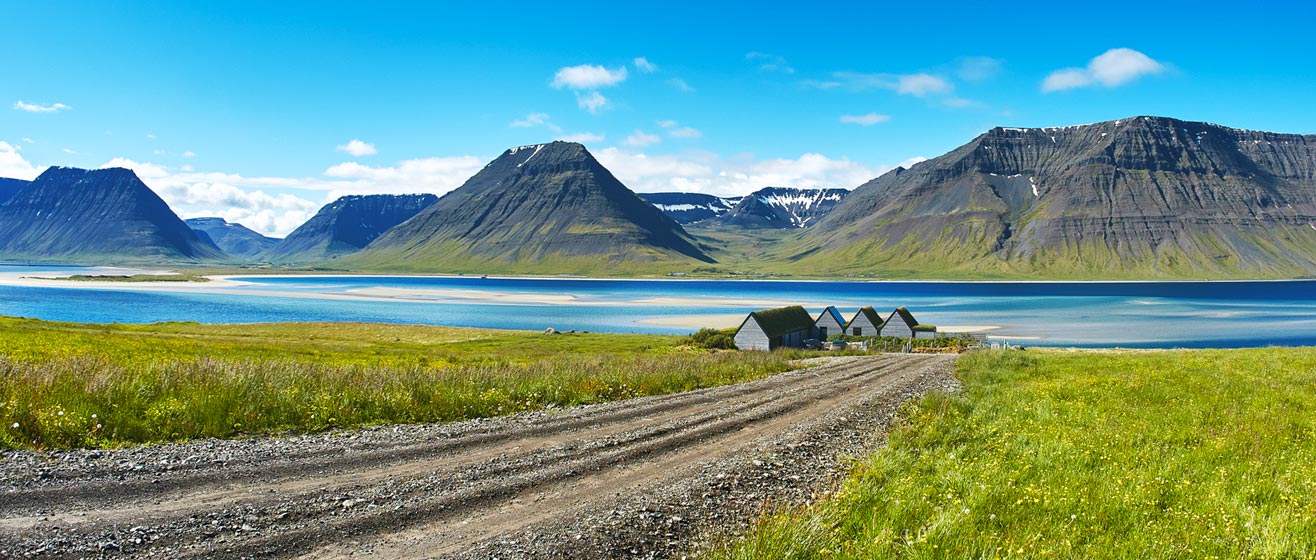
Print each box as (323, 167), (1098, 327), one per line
(576, 91), (609, 114)
(594, 148), (896, 198)
(62, 148), (78, 154)
(657, 120), (679, 129)
(0, 141), (40, 180)
(510, 112), (563, 133)
(146, 133), (157, 140)
(182, 151), (196, 158)
(551, 64), (628, 89)
(624, 130), (662, 147)
(810, 72), (953, 98)
(322, 156), (484, 198)
(840, 113), (891, 126)
(668, 78), (695, 93)
(21, 138), (34, 144)
(746, 52), (794, 74)
(896, 74), (952, 96)
(555, 132), (605, 143)
(1042, 48), (1165, 92)
(13, 100), (70, 113)
(633, 57), (658, 73)
(337, 139), (377, 157)
(957, 56), (1003, 82)
(153, 149), (167, 156)
(668, 126), (702, 139)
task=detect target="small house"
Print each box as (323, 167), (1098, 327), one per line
(883, 306), (937, 339)
(814, 306), (846, 340)
(734, 305), (817, 351)
(845, 306), (884, 337)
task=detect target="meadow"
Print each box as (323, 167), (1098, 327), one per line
(0, 317), (796, 449)
(716, 348), (1316, 559)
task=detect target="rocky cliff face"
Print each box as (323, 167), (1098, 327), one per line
(260, 194), (438, 263)
(805, 116), (1316, 277)
(640, 192), (740, 224)
(347, 141), (712, 272)
(0, 167), (224, 262)
(185, 217), (280, 259)
(715, 187), (848, 229)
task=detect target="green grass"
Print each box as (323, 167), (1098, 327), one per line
(56, 273), (211, 282)
(0, 317), (800, 450)
(715, 348), (1316, 559)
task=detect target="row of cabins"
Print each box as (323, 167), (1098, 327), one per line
(734, 305), (935, 351)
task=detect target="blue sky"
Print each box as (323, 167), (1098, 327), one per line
(3, 0), (1315, 235)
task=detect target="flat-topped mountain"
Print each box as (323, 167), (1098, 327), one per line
(640, 192), (740, 224)
(185, 217), (280, 258)
(0, 178), (29, 205)
(714, 187), (848, 229)
(261, 194), (438, 264)
(346, 141), (712, 273)
(797, 116), (1316, 278)
(0, 167), (224, 262)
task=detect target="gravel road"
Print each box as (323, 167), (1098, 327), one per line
(0, 353), (957, 559)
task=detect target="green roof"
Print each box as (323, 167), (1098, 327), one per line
(747, 305), (816, 338)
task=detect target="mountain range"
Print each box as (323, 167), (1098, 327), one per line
(0, 167), (223, 262)
(185, 217), (281, 259)
(4, 116), (1316, 279)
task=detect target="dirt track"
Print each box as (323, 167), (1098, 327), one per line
(0, 354), (956, 559)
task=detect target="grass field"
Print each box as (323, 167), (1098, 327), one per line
(0, 317), (798, 450)
(716, 348), (1316, 559)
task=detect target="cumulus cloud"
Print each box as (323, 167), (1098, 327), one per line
(625, 130), (661, 147)
(633, 57), (658, 73)
(13, 100), (70, 113)
(746, 52), (794, 74)
(668, 126), (702, 139)
(594, 148), (904, 197)
(840, 113), (891, 126)
(91, 154), (486, 237)
(551, 64), (628, 90)
(555, 132), (605, 143)
(182, 151), (196, 158)
(337, 139), (377, 157)
(1042, 48), (1165, 92)
(0, 141), (41, 180)
(576, 91), (609, 114)
(668, 78), (695, 93)
(21, 138), (34, 144)
(814, 72), (953, 97)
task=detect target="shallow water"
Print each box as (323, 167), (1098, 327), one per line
(2, 265), (1314, 348)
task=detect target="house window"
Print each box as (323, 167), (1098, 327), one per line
(852, 327), (861, 336)
(819, 327), (828, 338)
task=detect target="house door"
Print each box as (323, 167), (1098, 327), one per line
(818, 327), (827, 339)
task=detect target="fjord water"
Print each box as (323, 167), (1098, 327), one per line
(2, 267), (1315, 348)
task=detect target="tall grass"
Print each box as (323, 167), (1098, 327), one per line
(0, 317), (795, 449)
(715, 348), (1316, 559)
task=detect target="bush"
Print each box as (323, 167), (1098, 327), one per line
(688, 327), (737, 350)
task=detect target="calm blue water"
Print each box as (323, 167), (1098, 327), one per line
(2, 265), (1315, 348)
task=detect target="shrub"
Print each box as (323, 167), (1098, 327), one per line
(688, 327), (737, 350)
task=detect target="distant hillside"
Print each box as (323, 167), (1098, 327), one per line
(345, 141), (713, 274)
(260, 194), (438, 264)
(792, 116), (1316, 279)
(185, 217), (280, 258)
(711, 187), (848, 229)
(0, 178), (29, 205)
(0, 167), (224, 263)
(640, 192), (740, 224)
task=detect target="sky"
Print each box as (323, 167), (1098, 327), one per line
(3, 0), (1315, 236)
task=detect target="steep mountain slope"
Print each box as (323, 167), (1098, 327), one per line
(0, 167), (224, 262)
(260, 194), (438, 264)
(185, 217), (280, 259)
(345, 142), (712, 273)
(795, 116), (1316, 278)
(640, 192), (740, 224)
(713, 187), (848, 228)
(0, 178), (29, 205)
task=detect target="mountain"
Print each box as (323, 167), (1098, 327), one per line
(0, 178), (29, 205)
(345, 141), (713, 273)
(640, 192), (740, 224)
(185, 217), (280, 258)
(712, 187), (848, 229)
(0, 167), (224, 262)
(795, 116), (1316, 278)
(260, 194), (438, 264)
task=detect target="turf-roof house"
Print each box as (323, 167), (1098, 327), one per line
(845, 306), (884, 336)
(734, 305), (817, 351)
(883, 306), (937, 339)
(814, 306), (846, 339)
